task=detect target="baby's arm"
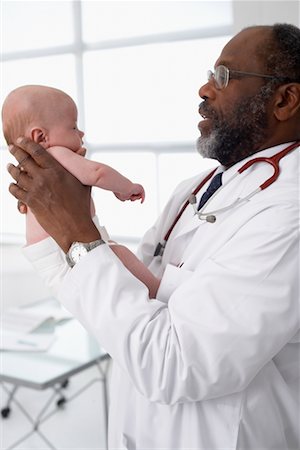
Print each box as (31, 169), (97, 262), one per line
(48, 146), (145, 203)
(108, 243), (160, 299)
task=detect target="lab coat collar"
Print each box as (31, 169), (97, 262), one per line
(171, 142), (297, 242)
(221, 142), (296, 185)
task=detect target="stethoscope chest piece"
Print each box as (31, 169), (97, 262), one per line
(153, 241), (166, 257)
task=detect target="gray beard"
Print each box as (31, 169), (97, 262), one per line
(196, 82), (276, 167)
(197, 130), (219, 160)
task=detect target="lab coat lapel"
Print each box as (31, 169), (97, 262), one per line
(155, 171), (216, 267)
(157, 171), (214, 243)
(172, 143), (299, 262)
(172, 169), (246, 242)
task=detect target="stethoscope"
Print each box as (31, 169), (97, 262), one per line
(154, 141), (299, 258)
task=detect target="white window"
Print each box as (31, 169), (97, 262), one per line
(1, 0), (233, 248)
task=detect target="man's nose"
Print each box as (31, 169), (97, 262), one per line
(198, 79), (217, 100)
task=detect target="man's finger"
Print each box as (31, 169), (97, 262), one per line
(17, 155), (30, 169)
(9, 144), (41, 175)
(9, 137), (60, 170)
(18, 200), (27, 214)
(7, 163), (31, 190)
(7, 162), (21, 182)
(8, 182), (28, 204)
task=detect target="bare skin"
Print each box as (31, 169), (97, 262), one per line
(8, 139), (98, 252)
(4, 86), (158, 297)
(8, 140), (160, 298)
(6, 28), (300, 300)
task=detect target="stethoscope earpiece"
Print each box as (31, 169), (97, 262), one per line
(206, 215), (216, 223)
(188, 194), (197, 205)
(189, 195), (217, 223)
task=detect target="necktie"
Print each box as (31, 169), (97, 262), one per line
(198, 172), (223, 210)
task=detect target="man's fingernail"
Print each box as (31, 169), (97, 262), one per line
(16, 137), (23, 144)
(9, 144), (15, 153)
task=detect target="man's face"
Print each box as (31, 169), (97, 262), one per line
(197, 83), (275, 166)
(197, 28), (276, 167)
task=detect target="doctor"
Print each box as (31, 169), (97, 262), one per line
(7, 24), (300, 449)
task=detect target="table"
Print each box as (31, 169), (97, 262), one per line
(0, 316), (110, 450)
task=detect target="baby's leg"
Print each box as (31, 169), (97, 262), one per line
(26, 198), (96, 246)
(26, 208), (49, 245)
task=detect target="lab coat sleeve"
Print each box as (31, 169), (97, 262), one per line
(54, 197), (299, 405)
(22, 215), (102, 298)
(22, 236), (70, 298)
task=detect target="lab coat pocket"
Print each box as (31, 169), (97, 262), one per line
(194, 393), (244, 449)
(156, 263), (194, 303)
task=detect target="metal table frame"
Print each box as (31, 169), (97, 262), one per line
(1, 317), (110, 450)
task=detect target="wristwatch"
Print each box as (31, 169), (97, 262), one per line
(66, 239), (105, 268)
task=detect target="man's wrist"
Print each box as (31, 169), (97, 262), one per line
(66, 238), (106, 268)
(60, 225), (102, 254)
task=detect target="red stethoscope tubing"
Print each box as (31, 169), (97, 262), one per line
(163, 141), (299, 244)
(238, 140), (300, 190)
(164, 168), (217, 242)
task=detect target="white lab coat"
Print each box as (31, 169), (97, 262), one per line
(24, 143), (300, 449)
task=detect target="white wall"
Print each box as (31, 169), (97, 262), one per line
(232, 0), (299, 32)
(1, 244), (52, 309)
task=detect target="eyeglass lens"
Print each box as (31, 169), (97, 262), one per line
(207, 66), (228, 89)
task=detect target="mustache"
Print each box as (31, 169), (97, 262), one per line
(198, 102), (218, 120)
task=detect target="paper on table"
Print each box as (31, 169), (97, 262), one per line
(0, 331), (56, 352)
(2, 298), (73, 334)
(2, 308), (54, 334)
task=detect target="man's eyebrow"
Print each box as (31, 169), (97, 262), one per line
(214, 59), (235, 69)
(214, 61), (225, 69)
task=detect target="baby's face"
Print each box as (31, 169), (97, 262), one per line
(46, 97), (86, 155)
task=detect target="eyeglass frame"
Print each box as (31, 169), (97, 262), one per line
(207, 65), (299, 90)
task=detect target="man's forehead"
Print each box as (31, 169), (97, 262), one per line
(214, 27), (269, 69)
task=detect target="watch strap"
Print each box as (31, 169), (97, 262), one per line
(66, 239), (106, 268)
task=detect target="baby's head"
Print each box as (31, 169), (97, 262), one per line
(2, 85), (85, 155)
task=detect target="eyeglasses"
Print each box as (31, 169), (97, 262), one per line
(207, 65), (296, 90)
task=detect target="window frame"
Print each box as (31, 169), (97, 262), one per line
(1, 0), (233, 246)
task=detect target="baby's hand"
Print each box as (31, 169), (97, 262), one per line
(114, 184), (145, 203)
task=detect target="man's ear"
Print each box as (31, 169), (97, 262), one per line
(273, 83), (300, 121)
(30, 127), (49, 148)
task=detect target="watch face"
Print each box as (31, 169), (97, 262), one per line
(71, 243), (88, 264)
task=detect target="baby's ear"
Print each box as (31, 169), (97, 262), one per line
(30, 127), (49, 148)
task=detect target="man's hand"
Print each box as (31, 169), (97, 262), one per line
(18, 200), (27, 214)
(7, 138), (101, 253)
